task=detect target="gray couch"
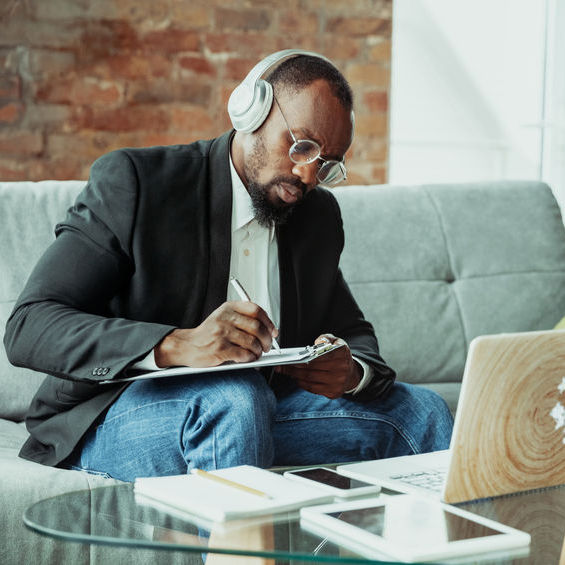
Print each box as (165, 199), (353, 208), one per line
(2, 179), (565, 564)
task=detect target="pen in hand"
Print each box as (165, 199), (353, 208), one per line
(229, 277), (281, 353)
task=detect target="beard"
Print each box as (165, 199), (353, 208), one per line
(244, 134), (307, 228)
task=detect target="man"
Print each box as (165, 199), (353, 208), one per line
(4, 52), (453, 481)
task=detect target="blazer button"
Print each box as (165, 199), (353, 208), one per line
(102, 368), (109, 375)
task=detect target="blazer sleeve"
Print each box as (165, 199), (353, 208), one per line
(321, 193), (396, 401)
(3, 150), (176, 383)
(324, 267), (396, 401)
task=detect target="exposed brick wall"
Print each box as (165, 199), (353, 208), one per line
(0, 0), (391, 183)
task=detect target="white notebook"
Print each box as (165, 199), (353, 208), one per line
(134, 465), (333, 522)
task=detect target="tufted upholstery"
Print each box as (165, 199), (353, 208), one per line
(334, 181), (565, 410)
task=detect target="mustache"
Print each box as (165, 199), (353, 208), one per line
(269, 175), (307, 195)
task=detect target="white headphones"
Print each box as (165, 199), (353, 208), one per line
(227, 49), (334, 133)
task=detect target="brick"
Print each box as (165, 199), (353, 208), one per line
(170, 105), (213, 133)
(47, 132), (115, 161)
(74, 105), (171, 132)
(174, 82), (212, 106)
(371, 165), (387, 184)
(46, 157), (87, 180)
(205, 32), (281, 55)
(37, 76), (122, 106)
(140, 133), (194, 147)
(321, 37), (361, 60)
(324, 0), (392, 17)
(279, 36), (319, 53)
(126, 79), (177, 104)
(354, 113), (388, 137)
(363, 90), (388, 113)
(356, 140), (388, 163)
(87, 0), (169, 22)
(225, 58), (259, 81)
(346, 160), (387, 185)
(346, 64), (390, 86)
(368, 39), (392, 62)
(0, 75), (21, 99)
(218, 109), (233, 133)
(78, 79), (122, 105)
(1, 20), (82, 49)
(0, 102), (22, 123)
(0, 130), (43, 156)
(28, 50), (76, 78)
(141, 29), (200, 54)
(327, 17), (392, 37)
(342, 169), (369, 186)
(179, 56), (217, 77)
(35, 75), (120, 106)
(25, 104), (74, 130)
(35, 80), (70, 104)
(0, 157), (45, 181)
(279, 12), (319, 35)
(126, 79), (211, 105)
(220, 85), (234, 108)
(79, 21), (141, 57)
(215, 8), (271, 31)
(0, 159), (32, 181)
(27, 0), (90, 20)
(170, 3), (211, 30)
(93, 54), (172, 81)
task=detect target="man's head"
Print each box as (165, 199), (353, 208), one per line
(230, 53), (354, 228)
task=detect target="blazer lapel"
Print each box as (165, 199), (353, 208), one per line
(201, 131), (234, 320)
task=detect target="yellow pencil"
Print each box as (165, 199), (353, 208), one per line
(191, 468), (272, 499)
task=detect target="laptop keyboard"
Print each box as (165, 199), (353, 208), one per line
(389, 469), (447, 492)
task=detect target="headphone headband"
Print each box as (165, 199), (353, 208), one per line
(227, 49), (334, 133)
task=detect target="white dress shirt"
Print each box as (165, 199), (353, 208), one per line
(133, 154), (372, 394)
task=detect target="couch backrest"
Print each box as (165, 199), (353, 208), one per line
(334, 181), (565, 401)
(0, 181), (86, 422)
(2, 180), (565, 421)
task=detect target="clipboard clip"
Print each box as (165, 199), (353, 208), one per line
(304, 341), (341, 358)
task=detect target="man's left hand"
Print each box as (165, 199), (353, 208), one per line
(275, 334), (362, 399)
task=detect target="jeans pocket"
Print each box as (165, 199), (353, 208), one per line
(69, 464), (113, 479)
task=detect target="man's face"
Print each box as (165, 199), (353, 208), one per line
(242, 79), (354, 228)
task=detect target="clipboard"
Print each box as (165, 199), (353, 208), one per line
(101, 342), (343, 384)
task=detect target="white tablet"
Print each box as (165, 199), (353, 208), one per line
(300, 495), (530, 563)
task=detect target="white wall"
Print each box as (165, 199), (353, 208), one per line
(389, 0), (565, 213)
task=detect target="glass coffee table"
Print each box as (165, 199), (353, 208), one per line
(24, 476), (565, 564)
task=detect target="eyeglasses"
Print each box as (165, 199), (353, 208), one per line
(274, 96), (347, 187)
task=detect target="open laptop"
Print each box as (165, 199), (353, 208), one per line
(338, 330), (565, 503)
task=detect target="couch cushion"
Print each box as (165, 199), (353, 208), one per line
(0, 419), (117, 565)
(0, 181), (86, 422)
(334, 181), (565, 390)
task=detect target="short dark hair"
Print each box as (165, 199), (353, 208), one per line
(265, 54), (353, 111)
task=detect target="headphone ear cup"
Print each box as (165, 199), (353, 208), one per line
(228, 79), (273, 133)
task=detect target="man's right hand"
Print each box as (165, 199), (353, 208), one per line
(154, 301), (279, 368)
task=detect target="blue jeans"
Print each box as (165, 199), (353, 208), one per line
(66, 371), (453, 482)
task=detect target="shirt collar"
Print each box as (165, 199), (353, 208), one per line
(229, 152), (275, 242)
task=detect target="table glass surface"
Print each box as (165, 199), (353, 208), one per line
(24, 480), (565, 564)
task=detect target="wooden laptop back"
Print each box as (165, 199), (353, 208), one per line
(444, 330), (565, 503)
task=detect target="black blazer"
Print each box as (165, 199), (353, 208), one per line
(4, 131), (395, 466)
